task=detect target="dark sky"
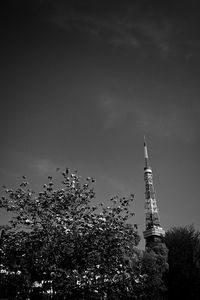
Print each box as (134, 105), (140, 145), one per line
(1, 0), (200, 247)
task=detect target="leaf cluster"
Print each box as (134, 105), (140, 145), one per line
(0, 169), (143, 299)
(165, 225), (200, 300)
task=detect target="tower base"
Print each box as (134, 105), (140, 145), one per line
(143, 227), (165, 249)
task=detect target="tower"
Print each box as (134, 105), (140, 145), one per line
(143, 138), (165, 248)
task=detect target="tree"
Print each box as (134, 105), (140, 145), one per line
(0, 169), (144, 299)
(141, 242), (168, 300)
(165, 225), (200, 300)
(0, 169), (169, 299)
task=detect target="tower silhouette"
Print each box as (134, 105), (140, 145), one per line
(143, 138), (165, 248)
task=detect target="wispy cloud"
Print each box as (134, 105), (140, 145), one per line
(100, 95), (127, 128)
(137, 19), (174, 58)
(99, 93), (200, 143)
(37, 1), (200, 59)
(49, 11), (141, 49)
(50, 12), (171, 56)
(4, 1), (200, 59)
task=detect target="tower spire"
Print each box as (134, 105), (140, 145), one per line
(143, 138), (165, 248)
(144, 135), (150, 170)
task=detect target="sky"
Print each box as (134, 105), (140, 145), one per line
(0, 0), (200, 248)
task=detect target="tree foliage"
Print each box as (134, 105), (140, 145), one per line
(0, 169), (140, 299)
(165, 225), (200, 300)
(141, 242), (168, 300)
(0, 169), (168, 299)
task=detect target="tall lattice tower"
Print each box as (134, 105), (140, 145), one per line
(143, 138), (165, 248)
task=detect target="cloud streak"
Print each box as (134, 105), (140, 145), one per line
(34, 0), (200, 59)
(48, 11), (172, 56)
(2, 1), (200, 59)
(99, 93), (200, 143)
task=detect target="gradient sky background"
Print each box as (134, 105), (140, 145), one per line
(0, 0), (200, 248)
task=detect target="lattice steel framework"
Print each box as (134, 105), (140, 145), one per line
(143, 138), (165, 244)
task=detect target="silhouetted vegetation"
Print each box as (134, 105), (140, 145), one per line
(165, 225), (200, 300)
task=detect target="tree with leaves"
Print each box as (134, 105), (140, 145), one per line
(0, 168), (169, 299)
(141, 242), (168, 300)
(0, 169), (145, 299)
(165, 225), (200, 300)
